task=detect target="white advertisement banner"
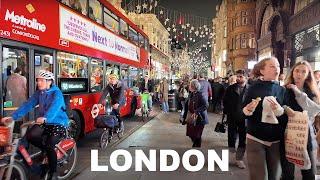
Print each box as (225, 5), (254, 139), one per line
(59, 6), (139, 62)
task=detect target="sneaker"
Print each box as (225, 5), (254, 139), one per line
(229, 152), (236, 165)
(236, 160), (246, 169)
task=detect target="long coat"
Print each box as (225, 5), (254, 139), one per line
(183, 91), (209, 138)
(160, 81), (169, 102)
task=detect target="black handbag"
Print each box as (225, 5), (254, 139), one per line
(214, 114), (227, 133)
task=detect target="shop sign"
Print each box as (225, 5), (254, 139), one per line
(59, 6), (139, 62)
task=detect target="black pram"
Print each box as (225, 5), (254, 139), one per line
(94, 114), (119, 129)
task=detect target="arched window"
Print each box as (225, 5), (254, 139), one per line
(260, 5), (274, 37)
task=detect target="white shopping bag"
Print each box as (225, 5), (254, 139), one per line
(285, 110), (311, 169)
(261, 96), (279, 124)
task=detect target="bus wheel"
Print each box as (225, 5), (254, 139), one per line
(130, 97), (137, 118)
(69, 111), (82, 141)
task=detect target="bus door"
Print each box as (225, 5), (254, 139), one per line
(1, 44), (29, 120)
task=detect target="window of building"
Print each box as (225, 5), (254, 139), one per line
(104, 7), (119, 33)
(224, 26), (227, 38)
(60, 0), (87, 15)
(236, 35), (240, 49)
(242, 11), (248, 16)
(242, 17), (248, 26)
(129, 26), (139, 45)
(88, 0), (102, 24)
(90, 59), (103, 92)
(57, 52), (88, 78)
(236, 17), (240, 27)
(248, 33), (256, 48)
(241, 34), (247, 48)
(120, 19), (128, 37)
(260, 5), (274, 37)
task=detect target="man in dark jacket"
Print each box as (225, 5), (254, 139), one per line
(99, 74), (125, 131)
(223, 69), (248, 169)
(211, 77), (225, 113)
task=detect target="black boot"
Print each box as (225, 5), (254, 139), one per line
(47, 171), (58, 180)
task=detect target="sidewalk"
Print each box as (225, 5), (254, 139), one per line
(74, 112), (249, 180)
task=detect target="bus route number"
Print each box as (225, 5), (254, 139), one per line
(0, 30), (11, 37)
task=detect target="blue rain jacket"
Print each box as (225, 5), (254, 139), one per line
(12, 85), (69, 127)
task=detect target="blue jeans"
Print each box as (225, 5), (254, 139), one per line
(162, 101), (169, 113)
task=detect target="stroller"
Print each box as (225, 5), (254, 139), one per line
(91, 103), (124, 149)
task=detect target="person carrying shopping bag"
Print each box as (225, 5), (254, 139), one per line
(182, 79), (209, 147)
(242, 57), (286, 180)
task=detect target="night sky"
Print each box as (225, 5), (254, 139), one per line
(159, 0), (221, 19)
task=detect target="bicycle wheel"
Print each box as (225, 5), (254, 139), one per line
(44, 144), (78, 180)
(2, 160), (27, 180)
(100, 130), (110, 149)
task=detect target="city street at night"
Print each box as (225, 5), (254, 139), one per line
(1, 0), (320, 180)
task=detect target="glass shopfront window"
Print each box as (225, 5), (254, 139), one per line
(90, 59), (103, 92)
(57, 52), (88, 78)
(89, 0), (102, 24)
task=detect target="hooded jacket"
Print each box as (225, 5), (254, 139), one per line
(12, 85), (69, 127)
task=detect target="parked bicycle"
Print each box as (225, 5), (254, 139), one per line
(91, 104), (124, 149)
(0, 120), (77, 180)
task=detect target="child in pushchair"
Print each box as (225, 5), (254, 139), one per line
(91, 104), (123, 149)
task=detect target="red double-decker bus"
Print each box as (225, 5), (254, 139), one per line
(0, 0), (149, 140)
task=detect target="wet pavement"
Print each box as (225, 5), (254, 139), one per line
(73, 112), (250, 180)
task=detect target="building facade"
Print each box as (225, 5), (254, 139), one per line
(289, 0), (320, 70)
(212, 0), (228, 77)
(128, 13), (171, 79)
(256, 0), (320, 73)
(227, 0), (256, 71)
(256, 0), (293, 73)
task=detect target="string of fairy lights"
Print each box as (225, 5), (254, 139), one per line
(122, 0), (213, 74)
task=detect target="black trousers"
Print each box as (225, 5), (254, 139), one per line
(191, 137), (202, 147)
(227, 116), (246, 157)
(25, 125), (63, 173)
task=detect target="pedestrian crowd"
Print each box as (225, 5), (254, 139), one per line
(174, 56), (320, 180)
